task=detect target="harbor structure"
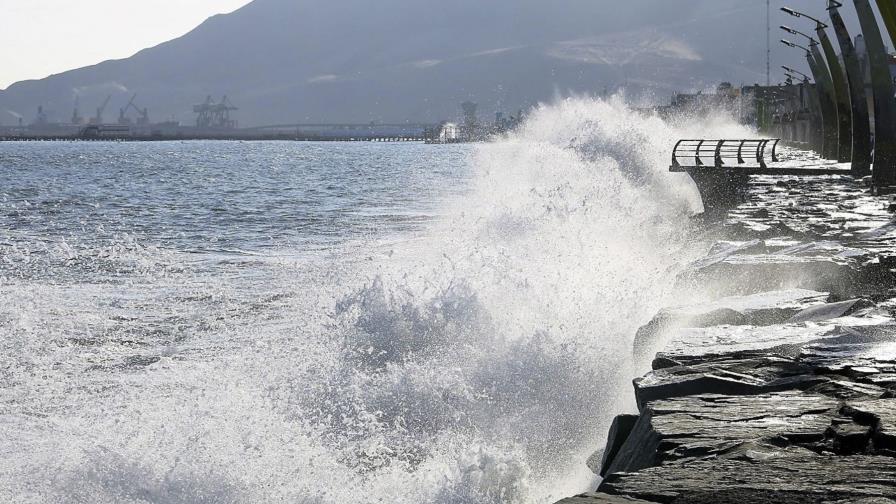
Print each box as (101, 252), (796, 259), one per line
(194, 95), (238, 129)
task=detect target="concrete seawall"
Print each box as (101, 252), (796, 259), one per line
(558, 161), (896, 503)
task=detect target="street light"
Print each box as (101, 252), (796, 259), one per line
(781, 6), (829, 28)
(780, 25), (819, 45)
(782, 65), (812, 81)
(781, 39), (811, 54)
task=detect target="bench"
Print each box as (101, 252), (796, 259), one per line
(669, 139), (846, 215)
(672, 139), (779, 171)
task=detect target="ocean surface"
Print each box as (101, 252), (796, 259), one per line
(0, 98), (750, 503)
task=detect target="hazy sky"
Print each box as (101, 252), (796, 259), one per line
(0, 0), (252, 90)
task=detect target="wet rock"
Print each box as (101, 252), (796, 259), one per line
(601, 408), (662, 476)
(653, 323), (837, 366)
(866, 374), (896, 388)
(825, 499), (896, 504)
(594, 414), (639, 476)
(558, 172), (896, 504)
(688, 240), (765, 270)
(786, 298), (876, 323)
(604, 392), (838, 475)
(825, 416), (872, 454)
(711, 440), (816, 462)
(555, 494), (659, 504)
(585, 450), (603, 476)
(806, 380), (888, 400)
(676, 290), (827, 326)
(633, 310), (747, 363)
(798, 324), (896, 376)
(633, 289), (829, 362)
(683, 254), (860, 299)
(634, 356), (824, 410)
(842, 399), (896, 451)
(599, 455), (896, 503)
(655, 318), (894, 368)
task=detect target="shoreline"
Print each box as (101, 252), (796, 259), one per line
(0, 135), (427, 143)
(558, 161), (896, 503)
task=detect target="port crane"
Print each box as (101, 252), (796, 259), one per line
(193, 95), (238, 129)
(90, 95), (112, 125)
(118, 94), (150, 125)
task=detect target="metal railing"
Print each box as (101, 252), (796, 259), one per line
(671, 139), (780, 169)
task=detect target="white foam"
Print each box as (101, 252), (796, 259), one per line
(0, 96), (754, 503)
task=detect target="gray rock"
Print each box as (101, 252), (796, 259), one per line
(572, 174), (896, 504)
(842, 399), (896, 451)
(655, 319), (895, 369)
(806, 380), (888, 400)
(799, 325), (896, 377)
(633, 289), (829, 362)
(825, 416), (873, 454)
(688, 240), (765, 270)
(653, 323), (837, 366)
(634, 356), (824, 410)
(554, 493), (660, 504)
(683, 254), (860, 299)
(599, 455), (896, 503)
(787, 298), (876, 323)
(824, 499), (896, 504)
(604, 392), (839, 475)
(596, 414), (639, 476)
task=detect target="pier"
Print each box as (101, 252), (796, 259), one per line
(0, 124), (431, 143)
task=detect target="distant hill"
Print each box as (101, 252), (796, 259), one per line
(0, 0), (854, 127)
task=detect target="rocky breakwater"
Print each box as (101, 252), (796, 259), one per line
(559, 170), (896, 503)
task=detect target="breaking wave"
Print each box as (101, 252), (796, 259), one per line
(1, 96), (753, 503)
(281, 96), (752, 502)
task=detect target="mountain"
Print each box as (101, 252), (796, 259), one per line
(0, 0), (857, 127)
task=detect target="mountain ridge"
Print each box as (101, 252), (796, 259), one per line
(0, 0), (848, 127)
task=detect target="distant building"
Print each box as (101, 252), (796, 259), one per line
(439, 122), (459, 142)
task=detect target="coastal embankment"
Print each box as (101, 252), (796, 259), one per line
(559, 148), (896, 503)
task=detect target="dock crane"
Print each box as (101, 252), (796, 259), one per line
(118, 94), (150, 125)
(90, 95), (112, 125)
(118, 94), (137, 124)
(193, 95), (238, 129)
(133, 102), (150, 126)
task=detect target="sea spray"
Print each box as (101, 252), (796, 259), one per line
(284, 96), (756, 502)
(0, 97), (754, 503)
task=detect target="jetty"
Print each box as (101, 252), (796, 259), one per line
(556, 1), (896, 502)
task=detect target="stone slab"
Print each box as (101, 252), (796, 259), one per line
(600, 455), (896, 503)
(555, 493), (659, 504)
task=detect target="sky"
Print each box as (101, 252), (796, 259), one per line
(0, 0), (252, 90)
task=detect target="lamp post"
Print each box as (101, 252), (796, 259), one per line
(783, 66), (820, 147)
(854, 0), (896, 189)
(826, 0), (872, 175)
(782, 7), (852, 162)
(782, 66), (811, 82)
(782, 39), (838, 158)
(781, 7), (828, 28)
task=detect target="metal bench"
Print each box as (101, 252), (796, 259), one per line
(671, 139), (780, 171)
(669, 138), (846, 215)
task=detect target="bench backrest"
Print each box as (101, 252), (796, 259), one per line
(672, 139), (780, 169)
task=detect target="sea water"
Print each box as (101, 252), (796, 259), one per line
(0, 97), (752, 503)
